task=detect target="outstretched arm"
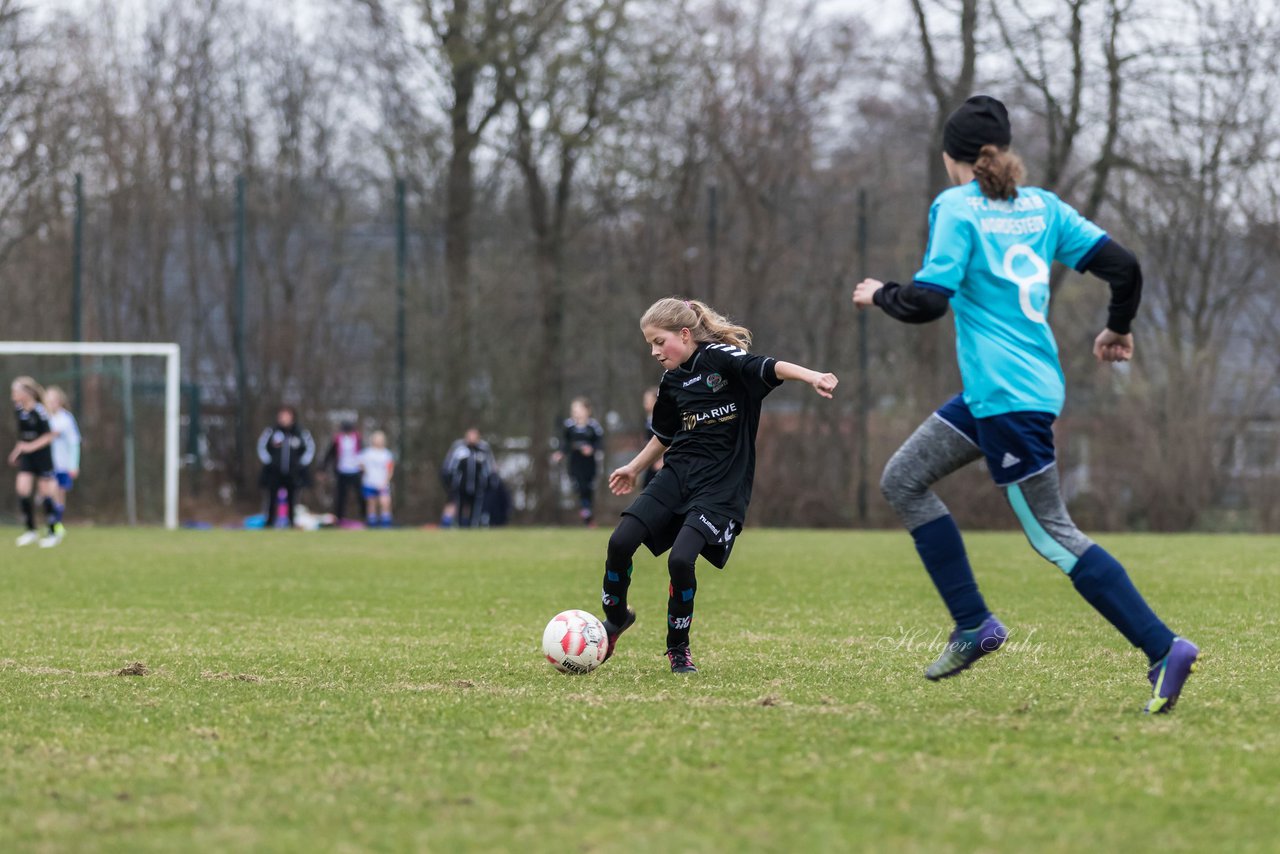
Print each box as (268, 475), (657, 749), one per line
(852, 278), (950, 323)
(773, 361), (838, 399)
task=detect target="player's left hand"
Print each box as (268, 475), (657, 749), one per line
(7, 446), (21, 464)
(810, 372), (839, 399)
(852, 278), (884, 308)
(1093, 329), (1134, 363)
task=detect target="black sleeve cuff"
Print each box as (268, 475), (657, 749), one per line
(873, 281), (950, 324)
(762, 358), (780, 386)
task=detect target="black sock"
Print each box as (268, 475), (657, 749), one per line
(602, 562), (632, 626)
(42, 497), (57, 532)
(20, 495), (34, 530)
(602, 517), (646, 625)
(665, 527), (702, 649)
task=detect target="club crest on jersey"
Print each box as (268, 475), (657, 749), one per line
(705, 373), (727, 392)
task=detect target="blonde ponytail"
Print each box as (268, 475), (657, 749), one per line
(640, 297), (752, 350)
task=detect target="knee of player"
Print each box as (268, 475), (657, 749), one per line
(667, 552), (697, 581)
(880, 456), (918, 503)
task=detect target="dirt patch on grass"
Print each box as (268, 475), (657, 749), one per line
(200, 670), (261, 682)
(115, 662), (150, 676)
(0, 659), (78, 675)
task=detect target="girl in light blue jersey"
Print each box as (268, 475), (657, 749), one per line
(852, 95), (1198, 714)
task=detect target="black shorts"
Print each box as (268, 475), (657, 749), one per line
(621, 471), (740, 569)
(18, 450), (55, 478)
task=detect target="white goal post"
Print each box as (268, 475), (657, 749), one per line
(0, 341), (180, 530)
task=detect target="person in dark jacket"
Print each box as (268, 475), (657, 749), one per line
(441, 428), (493, 528)
(257, 406), (316, 528)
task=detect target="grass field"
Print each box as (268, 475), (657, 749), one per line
(1, 527), (1278, 852)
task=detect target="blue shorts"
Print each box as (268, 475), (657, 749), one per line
(362, 485), (389, 499)
(56, 471), (75, 491)
(935, 394), (1057, 486)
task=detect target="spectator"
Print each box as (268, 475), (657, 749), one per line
(642, 386), (663, 487)
(441, 427), (493, 528)
(359, 429), (395, 528)
(257, 406), (316, 528)
(44, 386), (82, 524)
(323, 419), (363, 524)
(552, 397), (604, 526)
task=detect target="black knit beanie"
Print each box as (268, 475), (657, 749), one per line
(943, 95), (1012, 162)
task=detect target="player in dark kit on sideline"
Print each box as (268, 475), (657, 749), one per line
(640, 386), (663, 487)
(442, 428), (493, 528)
(257, 406), (316, 528)
(553, 397), (604, 526)
(8, 377), (62, 548)
(599, 298), (838, 673)
(852, 95), (1198, 714)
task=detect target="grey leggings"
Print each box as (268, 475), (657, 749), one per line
(880, 414), (1094, 573)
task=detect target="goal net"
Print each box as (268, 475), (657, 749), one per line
(0, 342), (180, 529)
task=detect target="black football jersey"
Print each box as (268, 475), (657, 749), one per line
(649, 341), (781, 522)
(15, 403), (51, 443)
(561, 419), (604, 454)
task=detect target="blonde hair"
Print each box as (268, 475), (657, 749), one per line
(640, 298), (752, 351)
(973, 144), (1025, 201)
(570, 396), (592, 415)
(11, 376), (44, 404)
(45, 385), (68, 408)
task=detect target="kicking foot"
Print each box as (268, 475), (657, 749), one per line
(601, 606), (636, 663)
(1145, 637), (1199, 714)
(666, 643), (698, 674)
(15, 530), (39, 547)
(924, 615), (1008, 681)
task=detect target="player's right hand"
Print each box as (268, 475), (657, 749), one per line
(609, 467), (637, 496)
(852, 278), (884, 308)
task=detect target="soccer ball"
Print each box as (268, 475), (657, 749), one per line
(542, 609), (609, 674)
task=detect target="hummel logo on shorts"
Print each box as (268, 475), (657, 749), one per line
(1001, 452), (1021, 469)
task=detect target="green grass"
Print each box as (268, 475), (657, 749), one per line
(1, 528), (1278, 852)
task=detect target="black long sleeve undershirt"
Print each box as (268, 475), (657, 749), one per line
(871, 236), (1143, 333)
(871, 281), (950, 323)
(1080, 237), (1142, 335)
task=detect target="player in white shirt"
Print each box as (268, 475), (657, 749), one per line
(359, 430), (395, 528)
(45, 386), (80, 541)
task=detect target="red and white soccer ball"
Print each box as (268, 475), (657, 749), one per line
(542, 609), (609, 674)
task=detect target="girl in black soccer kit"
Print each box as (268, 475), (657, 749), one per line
(553, 397), (604, 526)
(599, 298), (838, 673)
(8, 377), (61, 547)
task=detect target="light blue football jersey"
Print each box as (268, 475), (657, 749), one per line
(913, 181), (1107, 418)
